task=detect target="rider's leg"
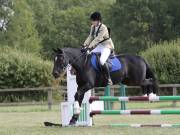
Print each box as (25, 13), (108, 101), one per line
(91, 45), (103, 53)
(100, 47), (113, 85)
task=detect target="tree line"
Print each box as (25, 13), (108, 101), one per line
(1, 0), (180, 57)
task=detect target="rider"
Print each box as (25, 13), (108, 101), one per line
(82, 11), (114, 85)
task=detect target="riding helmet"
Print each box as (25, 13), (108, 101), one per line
(90, 12), (102, 21)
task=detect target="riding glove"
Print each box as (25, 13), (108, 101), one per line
(81, 46), (89, 53)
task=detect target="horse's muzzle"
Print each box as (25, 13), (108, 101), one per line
(52, 71), (60, 79)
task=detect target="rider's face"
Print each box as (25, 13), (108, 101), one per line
(91, 20), (99, 26)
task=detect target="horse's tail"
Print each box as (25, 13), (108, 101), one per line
(145, 63), (158, 94)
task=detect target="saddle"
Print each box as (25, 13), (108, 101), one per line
(90, 52), (122, 72)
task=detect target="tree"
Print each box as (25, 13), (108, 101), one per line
(0, 0), (13, 31)
(52, 7), (90, 48)
(0, 0), (41, 53)
(26, 0), (56, 57)
(109, 0), (155, 54)
(27, 0), (113, 58)
(108, 0), (180, 54)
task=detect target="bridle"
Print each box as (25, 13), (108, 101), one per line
(56, 51), (89, 73)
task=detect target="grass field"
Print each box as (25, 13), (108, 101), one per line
(0, 102), (180, 135)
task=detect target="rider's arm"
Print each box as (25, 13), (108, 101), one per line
(88, 24), (107, 48)
(83, 25), (93, 46)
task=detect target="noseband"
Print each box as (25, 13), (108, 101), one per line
(57, 51), (88, 72)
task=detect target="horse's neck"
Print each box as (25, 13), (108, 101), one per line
(70, 56), (82, 71)
(64, 48), (84, 72)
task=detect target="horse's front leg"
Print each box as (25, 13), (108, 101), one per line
(69, 83), (93, 125)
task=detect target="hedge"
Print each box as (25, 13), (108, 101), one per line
(141, 40), (180, 84)
(0, 47), (53, 88)
(0, 47), (54, 102)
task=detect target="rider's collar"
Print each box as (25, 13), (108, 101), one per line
(95, 22), (102, 27)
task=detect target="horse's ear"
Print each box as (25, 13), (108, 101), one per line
(52, 48), (58, 53)
(57, 48), (64, 54)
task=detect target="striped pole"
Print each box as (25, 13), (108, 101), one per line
(89, 96), (180, 103)
(90, 110), (180, 116)
(106, 123), (180, 128)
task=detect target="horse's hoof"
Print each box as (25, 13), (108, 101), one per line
(69, 119), (76, 126)
(69, 122), (76, 126)
(149, 93), (157, 97)
(107, 79), (113, 85)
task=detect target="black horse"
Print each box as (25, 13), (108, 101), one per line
(52, 47), (158, 125)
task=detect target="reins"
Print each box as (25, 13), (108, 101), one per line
(65, 51), (88, 69)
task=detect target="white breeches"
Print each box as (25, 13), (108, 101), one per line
(91, 44), (111, 65)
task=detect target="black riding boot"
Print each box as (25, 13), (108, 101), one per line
(102, 63), (113, 85)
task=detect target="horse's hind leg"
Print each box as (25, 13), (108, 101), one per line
(141, 85), (150, 96)
(147, 85), (156, 96)
(152, 80), (158, 95)
(141, 83), (157, 97)
(143, 78), (158, 96)
(141, 79), (155, 96)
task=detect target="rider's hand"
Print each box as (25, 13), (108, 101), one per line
(81, 46), (89, 53)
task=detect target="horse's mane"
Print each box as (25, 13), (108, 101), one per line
(61, 47), (82, 58)
(62, 47), (80, 53)
(63, 47), (80, 50)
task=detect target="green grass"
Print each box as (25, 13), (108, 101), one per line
(0, 102), (180, 135)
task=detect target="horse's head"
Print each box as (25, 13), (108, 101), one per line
(52, 48), (69, 79)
